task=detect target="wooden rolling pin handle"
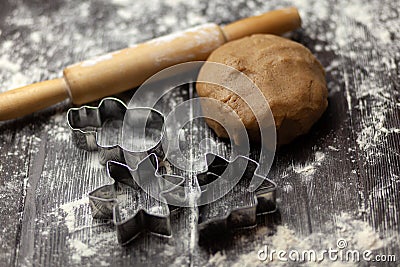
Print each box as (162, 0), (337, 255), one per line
(222, 7), (301, 41)
(0, 79), (69, 121)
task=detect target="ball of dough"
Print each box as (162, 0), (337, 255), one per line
(196, 34), (328, 145)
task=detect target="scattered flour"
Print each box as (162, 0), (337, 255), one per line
(294, 0), (400, 162)
(1, 0), (399, 264)
(68, 239), (97, 263)
(330, 0), (399, 160)
(68, 231), (117, 265)
(80, 54), (114, 67)
(209, 251), (227, 266)
(209, 212), (392, 266)
(281, 183), (293, 193)
(354, 79), (398, 159)
(0, 55), (21, 72)
(328, 146), (340, 152)
(341, 1), (393, 44)
(291, 151), (326, 183)
(59, 196), (89, 232)
(58, 196), (118, 265)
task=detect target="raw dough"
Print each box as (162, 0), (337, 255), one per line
(196, 34), (328, 145)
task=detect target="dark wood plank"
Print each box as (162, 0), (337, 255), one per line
(0, 0), (399, 266)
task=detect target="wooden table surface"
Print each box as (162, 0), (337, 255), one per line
(0, 0), (399, 266)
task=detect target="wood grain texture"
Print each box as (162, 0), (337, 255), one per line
(0, 0), (399, 266)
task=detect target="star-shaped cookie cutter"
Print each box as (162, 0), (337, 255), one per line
(89, 153), (185, 245)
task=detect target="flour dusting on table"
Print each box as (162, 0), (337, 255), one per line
(290, 151), (326, 183)
(0, 0), (399, 265)
(209, 212), (394, 266)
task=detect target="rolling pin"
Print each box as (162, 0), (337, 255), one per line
(0, 7), (301, 121)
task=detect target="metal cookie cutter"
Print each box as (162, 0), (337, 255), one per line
(196, 154), (276, 241)
(67, 97), (165, 166)
(67, 97), (277, 244)
(89, 153), (185, 245)
(88, 152), (276, 245)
